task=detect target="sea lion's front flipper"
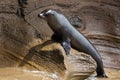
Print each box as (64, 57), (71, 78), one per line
(61, 38), (71, 55)
(51, 33), (62, 42)
(51, 33), (71, 55)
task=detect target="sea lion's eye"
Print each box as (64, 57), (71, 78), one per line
(44, 13), (49, 16)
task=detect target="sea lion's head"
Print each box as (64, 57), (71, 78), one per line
(38, 9), (56, 21)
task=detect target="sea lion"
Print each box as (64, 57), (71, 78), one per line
(38, 9), (107, 77)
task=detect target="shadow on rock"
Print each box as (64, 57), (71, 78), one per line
(19, 40), (66, 76)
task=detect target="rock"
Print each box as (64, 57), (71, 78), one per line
(19, 41), (66, 77)
(19, 40), (96, 79)
(0, 0), (120, 80)
(64, 49), (96, 80)
(0, 67), (63, 80)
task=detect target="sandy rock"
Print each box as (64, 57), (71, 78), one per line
(21, 40), (96, 79)
(0, 0), (120, 80)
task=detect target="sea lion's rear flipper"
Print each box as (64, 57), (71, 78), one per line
(61, 38), (71, 55)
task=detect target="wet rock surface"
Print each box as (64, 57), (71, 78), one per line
(0, 68), (120, 80)
(0, 67), (63, 80)
(0, 0), (120, 80)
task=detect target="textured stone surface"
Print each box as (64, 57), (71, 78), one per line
(0, 0), (120, 80)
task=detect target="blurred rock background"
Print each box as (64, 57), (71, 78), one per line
(0, 0), (120, 80)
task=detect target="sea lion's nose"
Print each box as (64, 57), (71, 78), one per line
(38, 13), (44, 18)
